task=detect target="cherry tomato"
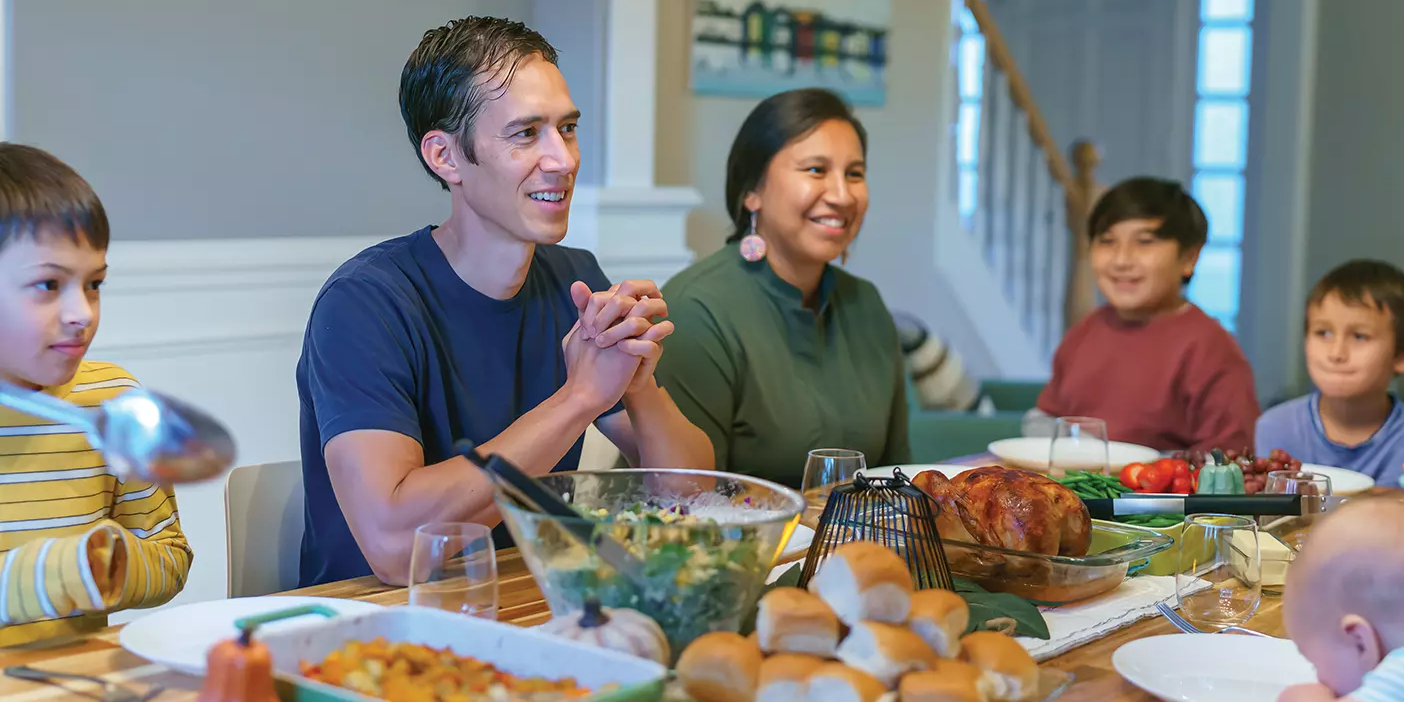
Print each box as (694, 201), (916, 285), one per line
(1121, 463), (1149, 490)
(1170, 459), (1192, 481)
(1138, 463), (1174, 493)
(1171, 475), (1192, 494)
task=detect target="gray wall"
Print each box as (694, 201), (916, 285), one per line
(531, 0), (607, 186)
(654, 0), (997, 376)
(1243, 0), (1404, 403)
(1304, 1), (1404, 284)
(13, 0), (530, 241)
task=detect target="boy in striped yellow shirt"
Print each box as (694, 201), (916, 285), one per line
(0, 143), (192, 646)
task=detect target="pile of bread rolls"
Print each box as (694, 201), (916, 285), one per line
(676, 542), (1039, 702)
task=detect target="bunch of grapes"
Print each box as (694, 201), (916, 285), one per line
(1170, 448), (1303, 495)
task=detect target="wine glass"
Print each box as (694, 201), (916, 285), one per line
(409, 522), (498, 619)
(1264, 470), (1333, 550)
(1047, 416), (1110, 477)
(801, 449), (866, 527)
(1176, 514), (1262, 630)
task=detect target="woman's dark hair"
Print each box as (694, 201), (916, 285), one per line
(724, 88), (868, 243)
(400, 17), (559, 191)
(1086, 176), (1208, 284)
(0, 143), (109, 252)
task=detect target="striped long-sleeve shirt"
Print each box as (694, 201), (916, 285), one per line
(0, 361), (192, 646)
(1354, 647), (1404, 702)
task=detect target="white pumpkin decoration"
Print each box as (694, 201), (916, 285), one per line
(541, 599), (671, 665)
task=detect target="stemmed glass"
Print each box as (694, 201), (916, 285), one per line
(800, 449), (866, 527)
(408, 522), (499, 620)
(1176, 514), (1262, 630)
(1047, 416), (1110, 477)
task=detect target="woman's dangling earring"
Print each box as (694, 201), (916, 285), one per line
(739, 210), (767, 262)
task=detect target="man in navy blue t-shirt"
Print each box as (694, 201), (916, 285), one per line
(295, 17), (714, 587)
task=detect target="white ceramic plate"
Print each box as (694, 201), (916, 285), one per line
(119, 595), (383, 674)
(1113, 633), (1316, 702)
(988, 437), (1161, 471)
(1299, 463), (1375, 495)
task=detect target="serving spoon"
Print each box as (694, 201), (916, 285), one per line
(0, 380), (236, 483)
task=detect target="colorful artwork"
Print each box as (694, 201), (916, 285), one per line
(691, 0), (890, 106)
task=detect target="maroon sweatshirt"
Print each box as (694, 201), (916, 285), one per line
(1037, 304), (1259, 452)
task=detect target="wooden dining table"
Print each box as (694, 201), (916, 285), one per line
(0, 455), (1295, 702)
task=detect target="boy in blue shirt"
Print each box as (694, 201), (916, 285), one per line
(295, 17), (713, 587)
(1256, 260), (1404, 488)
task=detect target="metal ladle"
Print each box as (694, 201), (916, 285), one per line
(0, 380), (236, 483)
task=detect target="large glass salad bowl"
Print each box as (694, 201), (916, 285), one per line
(497, 469), (804, 661)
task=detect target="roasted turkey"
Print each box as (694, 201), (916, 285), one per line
(912, 466), (1091, 557)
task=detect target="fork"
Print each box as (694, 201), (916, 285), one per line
(1155, 602), (1277, 638)
(4, 665), (164, 702)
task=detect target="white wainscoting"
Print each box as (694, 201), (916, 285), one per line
(97, 236), (380, 622)
(96, 185), (698, 622)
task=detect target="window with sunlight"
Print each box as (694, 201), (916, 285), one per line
(953, 5), (984, 228)
(1188, 0), (1253, 333)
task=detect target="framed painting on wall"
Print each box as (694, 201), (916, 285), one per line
(690, 0), (890, 106)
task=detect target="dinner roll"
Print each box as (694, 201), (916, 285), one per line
(959, 632), (1038, 702)
(756, 587), (841, 657)
(899, 659), (992, 702)
(908, 589), (970, 658)
(805, 662), (893, 702)
(835, 620), (938, 687)
(757, 653), (827, 702)
(809, 541), (914, 625)
(676, 631), (762, 702)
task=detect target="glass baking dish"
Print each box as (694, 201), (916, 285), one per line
(943, 520), (1174, 605)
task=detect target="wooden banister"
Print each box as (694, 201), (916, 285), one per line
(964, 0), (1076, 198)
(1065, 139), (1103, 329)
(965, 0), (1104, 333)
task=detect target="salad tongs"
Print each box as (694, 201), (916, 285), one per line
(455, 440), (646, 585)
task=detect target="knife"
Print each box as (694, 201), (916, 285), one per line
(1083, 494), (1348, 519)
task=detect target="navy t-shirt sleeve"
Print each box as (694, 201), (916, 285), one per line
(304, 280), (423, 448)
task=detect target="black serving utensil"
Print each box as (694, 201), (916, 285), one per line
(454, 440), (646, 585)
(1083, 493), (1346, 519)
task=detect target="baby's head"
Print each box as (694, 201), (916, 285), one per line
(1284, 495), (1404, 695)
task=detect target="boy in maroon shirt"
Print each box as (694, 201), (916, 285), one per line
(1036, 177), (1259, 451)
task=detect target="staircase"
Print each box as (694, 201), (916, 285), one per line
(940, 0), (1102, 370)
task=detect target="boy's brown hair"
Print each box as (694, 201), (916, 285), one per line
(0, 143), (109, 251)
(1306, 259), (1404, 355)
(1086, 176), (1208, 284)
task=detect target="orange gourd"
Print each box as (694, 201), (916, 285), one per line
(197, 626), (280, 702)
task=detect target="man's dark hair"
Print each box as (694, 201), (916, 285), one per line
(400, 17), (559, 190)
(1306, 259), (1404, 355)
(1087, 176), (1208, 284)
(724, 88), (868, 243)
(0, 143), (109, 251)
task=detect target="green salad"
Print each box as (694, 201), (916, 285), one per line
(538, 503), (769, 659)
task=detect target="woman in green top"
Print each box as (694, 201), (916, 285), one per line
(654, 88), (911, 488)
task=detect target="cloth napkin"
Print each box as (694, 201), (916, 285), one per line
(1016, 575), (1195, 661)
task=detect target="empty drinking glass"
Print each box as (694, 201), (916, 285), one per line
(801, 449), (866, 527)
(409, 522), (498, 620)
(1264, 470), (1333, 550)
(1048, 417), (1110, 477)
(1176, 514), (1261, 630)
